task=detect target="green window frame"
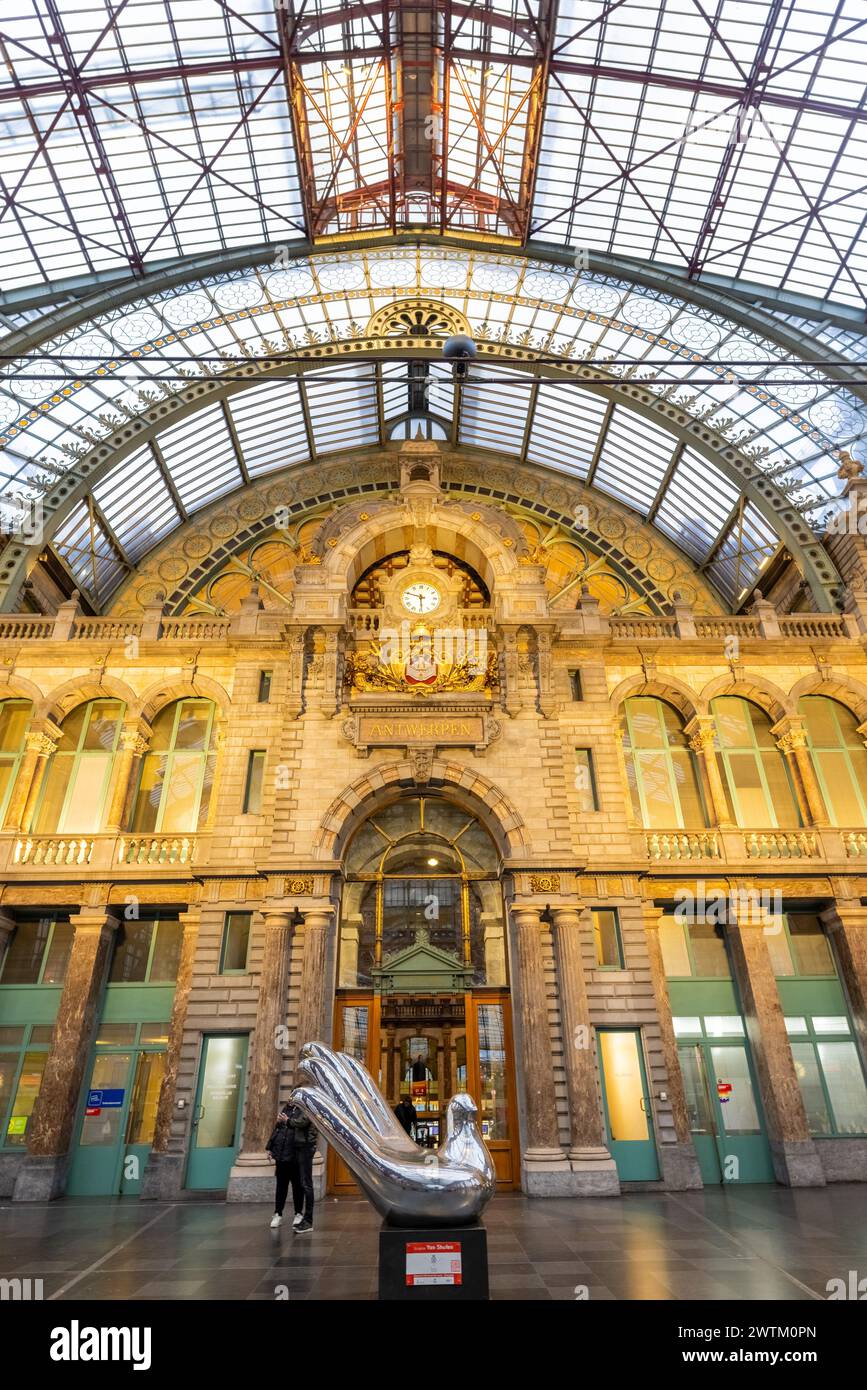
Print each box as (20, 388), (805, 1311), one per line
(766, 913), (836, 979)
(711, 696), (800, 830)
(243, 750), (265, 815)
(108, 919), (183, 985)
(658, 916), (731, 979)
(0, 1024), (53, 1149)
(32, 699), (124, 834)
(130, 699), (216, 834)
(219, 912), (252, 974)
(786, 1014), (867, 1137)
(0, 699), (31, 825)
(620, 697), (707, 830)
(798, 696), (867, 828)
(592, 908), (624, 969)
(574, 748), (600, 812)
(0, 917), (73, 986)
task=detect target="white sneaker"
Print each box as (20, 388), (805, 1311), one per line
(270, 1214), (283, 1228)
(292, 1213), (304, 1228)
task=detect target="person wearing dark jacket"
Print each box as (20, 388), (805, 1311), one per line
(266, 1102), (317, 1231)
(394, 1095), (418, 1139)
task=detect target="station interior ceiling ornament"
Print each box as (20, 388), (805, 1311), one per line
(0, 0), (865, 616)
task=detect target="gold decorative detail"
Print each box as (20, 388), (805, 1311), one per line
(25, 732), (58, 757)
(344, 638), (498, 698)
(285, 875), (314, 895)
(529, 873), (560, 893)
(359, 512), (370, 521)
(365, 298), (470, 339)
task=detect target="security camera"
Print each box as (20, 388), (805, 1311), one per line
(442, 334), (477, 380)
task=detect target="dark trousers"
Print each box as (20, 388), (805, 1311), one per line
(274, 1150), (314, 1219)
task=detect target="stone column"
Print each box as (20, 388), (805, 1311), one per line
(510, 903), (569, 1191)
(4, 722), (62, 832)
(141, 906), (200, 1200)
(103, 719), (151, 833)
(821, 902), (867, 1063)
(725, 909), (825, 1186)
(550, 906), (620, 1193)
(642, 904), (703, 1190)
(685, 716), (732, 827)
(13, 903), (118, 1201)
(771, 716), (829, 826)
(295, 906), (335, 1058)
(226, 908), (294, 1202)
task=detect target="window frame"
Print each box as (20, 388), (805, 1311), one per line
(242, 749), (266, 815)
(787, 1014), (867, 1138)
(711, 696), (801, 830)
(32, 699), (124, 834)
(591, 907), (625, 970)
(219, 912), (252, 975)
(768, 913), (837, 980)
(0, 1024), (52, 1151)
(0, 917), (71, 987)
(108, 918), (182, 986)
(130, 698), (216, 834)
(574, 747), (600, 812)
(620, 697), (707, 830)
(659, 915), (731, 980)
(0, 698), (31, 825)
(799, 696), (867, 828)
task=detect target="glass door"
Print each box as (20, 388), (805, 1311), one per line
(185, 1033), (248, 1190)
(466, 993), (517, 1187)
(706, 1041), (775, 1183)
(329, 997), (376, 1193)
(121, 1050), (166, 1194)
(67, 1051), (134, 1196)
(678, 1044), (722, 1184)
(598, 1029), (660, 1181)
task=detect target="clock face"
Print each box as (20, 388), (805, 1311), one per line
(402, 582), (440, 615)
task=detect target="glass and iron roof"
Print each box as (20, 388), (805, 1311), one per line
(0, 1), (864, 613)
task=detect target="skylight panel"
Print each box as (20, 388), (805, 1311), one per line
(654, 450), (741, 563)
(524, 385), (608, 478)
(155, 403), (243, 512)
(92, 444), (181, 562)
(592, 406), (677, 514)
(227, 381), (311, 476)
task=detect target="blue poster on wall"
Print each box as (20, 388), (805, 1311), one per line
(87, 1089), (125, 1108)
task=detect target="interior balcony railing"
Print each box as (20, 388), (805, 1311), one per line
(644, 827), (867, 864)
(1, 832), (206, 873)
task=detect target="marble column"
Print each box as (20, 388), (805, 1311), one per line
(295, 907), (335, 1060)
(550, 906), (620, 1193)
(726, 909), (825, 1186)
(226, 909), (294, 1202)
(685, 716), (732, 827)
(141, 907), (200, 1200)
(821, 902), (867, 1064)
(4, 722), (62, 833)
(103, 719), (151, 833)
(642, 904), (703, 1190)
(511, 903), (570, 1192)
(771, 717), (829, 826)
(13, 904), (118, 1201)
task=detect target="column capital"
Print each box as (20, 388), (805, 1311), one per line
(684, 714), (717, 752)
(260, 909), (294, 932)
(301, 904), (336, 931)
(641, 902), (665, 930)
(119, 717), (152, 756)
(510, 902), (543, 930)
(68, 906), (121, 933)
(770, 714), (808, 752)
(822, 903), (867, 932)
(549, 905), (585, 931)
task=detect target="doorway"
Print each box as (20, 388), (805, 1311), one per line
(66, 1034), (167, 1197)
(329, 991), (518, 1190)
(598, 1028), (660, 1181)
(185, 1033), (248, 1190)
(678, 1039), (774, 1184)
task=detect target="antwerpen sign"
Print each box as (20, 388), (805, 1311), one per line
(359, 715), (485, 746)
(342, 710), (500, 755)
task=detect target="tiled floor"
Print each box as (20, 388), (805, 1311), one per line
(1, 1185), (865, 1300)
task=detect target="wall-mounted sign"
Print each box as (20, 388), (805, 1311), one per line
(716, 1081), (732, 1104)
(87, 1088), (124, 1109)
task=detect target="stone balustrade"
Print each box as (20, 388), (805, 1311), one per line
(2, 832), (205, 873)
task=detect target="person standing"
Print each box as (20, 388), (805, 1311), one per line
(266, 1102), (317, 1232)
(394, 1094), (418, 1140)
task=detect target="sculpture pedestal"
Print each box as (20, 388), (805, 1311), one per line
(378, 1221), (489, 1301)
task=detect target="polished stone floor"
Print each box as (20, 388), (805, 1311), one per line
(0, 1185), (865, 1301)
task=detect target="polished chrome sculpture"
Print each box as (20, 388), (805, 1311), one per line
(292, 1041), (495, 1226)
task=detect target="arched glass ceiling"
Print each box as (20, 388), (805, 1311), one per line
(0, 0), (865, 312)
(2, 246), (864, 514)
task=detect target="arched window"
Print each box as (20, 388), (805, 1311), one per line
(33, 700), (124, 834)
(711, 696), (800, 828)
(619, 697), (707, 828)
(0, 700), (31, 823)
(130, 699), (216, 833)
(338, 796), (504, 988)
(798, 696), (867, 826)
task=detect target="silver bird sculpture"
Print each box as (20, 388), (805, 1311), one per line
(292, 1041), (496, 1226)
